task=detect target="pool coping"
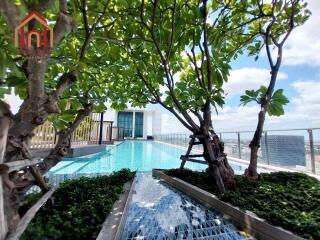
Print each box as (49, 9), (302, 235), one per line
(96, 178), (136, 240)
(113, 175), (137, 240)
(152, 169), (304, 240)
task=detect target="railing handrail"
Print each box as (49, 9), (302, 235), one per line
(154, 127), (320, 135)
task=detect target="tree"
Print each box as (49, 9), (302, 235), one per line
(107, 0), (271, 193)
(0, 0), (119, 230)
(237, 0), (311, 178)
(40, 73), (110, 175)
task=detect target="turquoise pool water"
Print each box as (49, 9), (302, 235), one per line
(48, 141), (246, 175)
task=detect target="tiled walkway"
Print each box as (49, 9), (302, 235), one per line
(121, 173), (250, 240)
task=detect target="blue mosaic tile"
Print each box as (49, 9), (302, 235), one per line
(121, 173), (251, 240)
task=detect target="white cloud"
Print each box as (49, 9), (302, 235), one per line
(225, 68), (287, 96)
(215, 80), (320, 131)
(282, 0), (320, 66)
(290, 80), (320, 120)
(159, 79), (320, 133)
(214, 105), (260, 131)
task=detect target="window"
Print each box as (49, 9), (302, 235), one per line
(135, 112), (144, 138)
(117, 112), (133, 137)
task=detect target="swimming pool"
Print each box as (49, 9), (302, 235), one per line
(48, 140), (247, 176)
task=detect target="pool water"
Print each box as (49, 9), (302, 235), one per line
(48, 141), (247, 176)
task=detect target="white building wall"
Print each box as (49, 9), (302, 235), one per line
(104, 108), (117, 123)
(144, 111), (153, 138)
(152, 110), (162, 135)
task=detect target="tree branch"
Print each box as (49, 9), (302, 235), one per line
(53, 0), (76, 46)
(54, 72), (78, 98)
(264, 22), (275, 69)
(166, 0), (176, 59)
(158, 102), (194, 132)
(202, 0), (213, 92)
(79, 1), (110, 60)
(135, 63), (194, 132)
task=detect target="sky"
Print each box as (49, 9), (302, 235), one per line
(5, 0), (320, 134)
(155, 0), (320, 133)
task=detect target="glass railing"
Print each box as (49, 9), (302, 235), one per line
(154, 128), (320, 175)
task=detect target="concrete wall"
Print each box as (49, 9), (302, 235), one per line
(144, 111), (153, 138)
(104, 109), (117, 124)
(152, 110), (162, 135)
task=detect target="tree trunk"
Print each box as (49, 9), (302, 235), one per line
(1, 95), (57, 232)
(0, 108), (20, 233)
(245, 48), (282, 178)
(200, 102), (234, 194)
(1, 73), (76, 233)
(245, 107), (266, 178)
(200, 126), (235, 194)
(5, 96), (64, 163)
(39, 129), (70, 175)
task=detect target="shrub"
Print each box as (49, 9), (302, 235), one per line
(20, 169), (135, 240)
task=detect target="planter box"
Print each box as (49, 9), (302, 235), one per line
(152, 169), (303, 240)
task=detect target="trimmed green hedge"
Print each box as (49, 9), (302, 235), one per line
(165, 169), (320, 240)
(20, 169), (135, 240)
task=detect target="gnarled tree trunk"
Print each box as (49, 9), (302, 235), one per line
(5, 72), (77, 163)
(199, 125), (235, 193)
(0, 104), (21, 234)
(2, 70), (76, 231)
(0, 102), (13, 236)
(200, 103), (235, 193)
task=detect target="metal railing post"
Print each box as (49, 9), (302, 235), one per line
(308, 129), (316, 174)
(110, 122), (113, 142)
(237, 132), (241, 159)
(98, 112), (104, 145)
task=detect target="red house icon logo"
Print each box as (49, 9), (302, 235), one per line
(15, 11), (53, 55)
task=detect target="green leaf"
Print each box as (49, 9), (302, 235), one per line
(267, 102), (285, 116)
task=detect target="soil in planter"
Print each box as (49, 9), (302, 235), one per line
(165, 169), (320, 240)
(19, 169), (135, 240)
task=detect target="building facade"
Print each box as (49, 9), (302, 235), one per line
(103, 108), (162, 139)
